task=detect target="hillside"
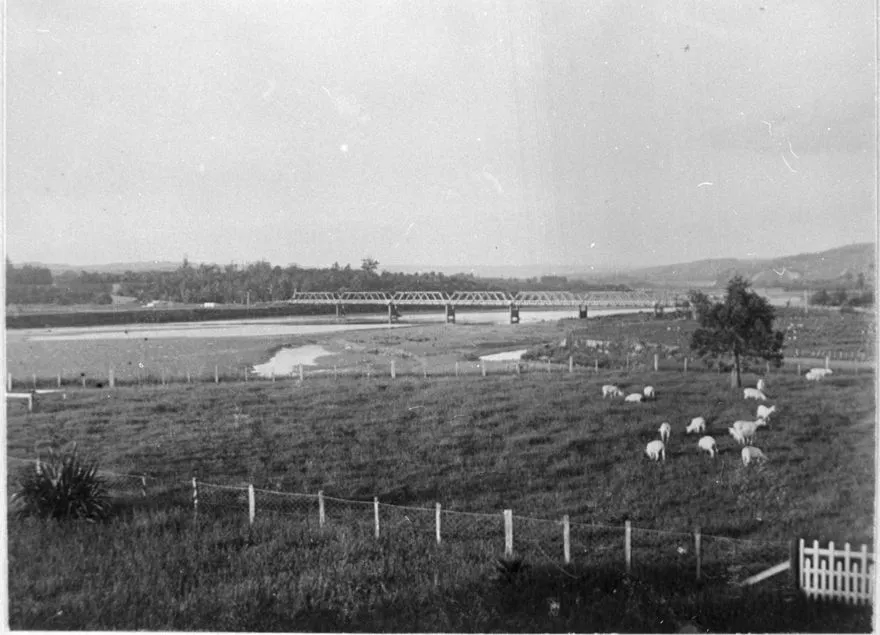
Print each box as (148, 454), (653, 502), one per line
(618, 243), (875, 288)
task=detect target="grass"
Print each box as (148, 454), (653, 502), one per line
(7, 368), (875, 631)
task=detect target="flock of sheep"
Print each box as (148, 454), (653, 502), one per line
(601, 366), (833, 467)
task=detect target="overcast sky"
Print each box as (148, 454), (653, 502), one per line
(5, 0), (876, 271)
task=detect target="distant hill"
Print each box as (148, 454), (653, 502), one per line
(18, 261), (184, 275)
(620, 243), (876, 288)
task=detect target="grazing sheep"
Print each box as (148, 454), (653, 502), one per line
(625, 393), (643, 403)
(728, 426), (746, 445)
(686, 417), (706, 434)
(698, 435), (717, 458)
(743, 388), (767, 401)
(659, 422), (671, 443)
(756, 378), (766, 392)
(643, 386), (655, 400)
(741, 446), (768, 466)
(806, 368), (832, 381)
(730, 419), (766, 444)
(602, 384), (624, 398)
(645, 439), (666, 462)
(756, 405), (777, 422)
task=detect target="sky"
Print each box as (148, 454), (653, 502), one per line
(5, 0), (876, 272)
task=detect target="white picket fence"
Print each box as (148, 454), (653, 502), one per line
(799, 539), (874, 605)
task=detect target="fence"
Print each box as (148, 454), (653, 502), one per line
(5, 349), (874, 395)
(798, 539), (875, 605)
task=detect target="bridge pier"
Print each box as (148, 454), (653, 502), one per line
(578, 306), (588, 319)
(509, 305), (520, 324)
(388, 303), (400, 324)
(445, 304), (456, 324)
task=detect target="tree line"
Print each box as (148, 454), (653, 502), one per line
(5, 258), (631, 306)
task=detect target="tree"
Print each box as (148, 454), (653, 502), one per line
(689, 276), (785, 388)
(361, 257), (379, 275)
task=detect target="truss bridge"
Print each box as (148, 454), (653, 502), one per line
(288, 289), (660, 324)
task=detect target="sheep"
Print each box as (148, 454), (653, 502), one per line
(686, 417), (706, 434)
(741, 446), (768, 466)
(698, 435), (717, 458)
(756, 405), (777, 422)
(806, 368), (832, 381)
(602, 384), (624, 399)
(625, 393), (643, 403)
(643, 386), (655, 400)
(645, 439), (666, 462)
(743, 388), (767, 401)
(728, 426), (746, 445)
(659, 422), (671, 443)
(729, 419), (766, 445)
(756, 378), (766, 392)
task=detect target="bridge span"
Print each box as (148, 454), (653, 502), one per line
(289, 290), (663, 324)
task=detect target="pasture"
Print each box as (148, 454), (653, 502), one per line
(6, 368), (875, 631)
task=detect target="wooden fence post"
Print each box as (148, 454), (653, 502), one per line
(516, 361), (521, 376)
(187, 371), (192, 384)
(594, 359), (598, 372)
(244, 367), (249, 382)
(654, 354), (658, 372)
(318, 490), (325, 528)
(563, 515), (571, 565)
(141, 475), (147, 498)
(333, 366), (338, 381)
(547, 359), (551, 374)
(215, 365), (219, 383)
(32, 373), (37, 389)
(248, 484), (255, 525)
(57, 373), (61, 388)
(481, 361), (486, 377)
(81, 375), (87, 389)
(797, 363), (801, 376)
(683, 357), (688, 374)
(299, 364), (304, 382)
(7, 372), (11, 392)
(766, 361), (771, 375)
(391, 361), (396, 379)
(436, 502), (442, 545)
(569, 356), (574, 374)
(423, 365), (427, 379)
(455, 362), (459, 377)
(192, 478), (199, 517)
(695, 526), (702, 581)
(504, 509), (513, 557)
(161, 369), (166, 387)
(625, 520), (632, 573)
(109, 367), (115, 388)
(374, 497), (380, 540)
(825, 355), (830, 370)
(790, 538), (800, 590)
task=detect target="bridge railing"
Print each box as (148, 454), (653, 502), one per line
(289, 290), (660, 308)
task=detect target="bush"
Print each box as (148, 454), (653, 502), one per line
(12, 445), (110, 521)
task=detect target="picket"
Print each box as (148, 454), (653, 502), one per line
(799, 539), (874, 604)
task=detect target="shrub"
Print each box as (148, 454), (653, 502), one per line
(12, 445), (110, 521)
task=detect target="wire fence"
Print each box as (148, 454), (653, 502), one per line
(0, 455), (816, 593)
(5, 347), (874, 395)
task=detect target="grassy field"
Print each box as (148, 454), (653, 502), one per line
(7, 368), (875, 631)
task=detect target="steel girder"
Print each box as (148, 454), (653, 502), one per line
(447, 291), (514, 306)
(338, 291), (393, 305)
(577, 291), (657, 307)
(513, 291), (581, 306)
(391, 291), (450, 305)
(288, 292), (339, 305)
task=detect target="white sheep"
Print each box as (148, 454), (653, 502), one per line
(659, 422), (671, 443)
(645, 439), (666, 462)
(743, 388), (767, 401)
(741, 446), (768, 466)
(643, 386), (656, 400)
(730, 419), (766, 445)
(806, 368), (832, 381)
(756, 378), (766, 392)
(625, 393), (643, 403)
(728, 426), (746, 445)
(602, 384), (624, 398)
(686, 417), (706, 434)
(756, 405), (777, 422)
(698, 435), (717, 458)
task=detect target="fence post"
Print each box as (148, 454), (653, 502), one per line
(81, 374), (87, 389)
(57, 373), (61, 388)
(569, 356), (573, 374)
(7, 372), (11, 392)
(516, 361), (521, 376)
(141, 475), (147, 498)
(790, 539), (800, 590)
(187, 371), (192, 384)
(391, 361), (396, 379)
(109, 367), (115, 389)
(333, 366), (338, 381)
(594, 359), (598, 372)
(563, 514), (571, 565)
(797, 363), (801, 376)
(299, 364), (304, 382)
(423, 365), (427, 379)
(654, 354), (658, 372)
(374, 497), (380, 539)
(766, 361), (771, 375)
(455, 362), (459, 377)
(547, 359), (551, 374)
(625, 520), (632, 574)
(248, 484), (255, 525)
(192, 477), (199, 517)
(436, 502), (442, 545)
(481, 361), (486, 377)
(504, 509), (513, 557)
(683, 357), (688, 374)
(32, 373), (37, 389)
(215, 365), (219, 383)
(825, 355), (830, 370)
(695, 526), (702, 581)
(318, 490), (325, 528)
(244, 367), (248, 382)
